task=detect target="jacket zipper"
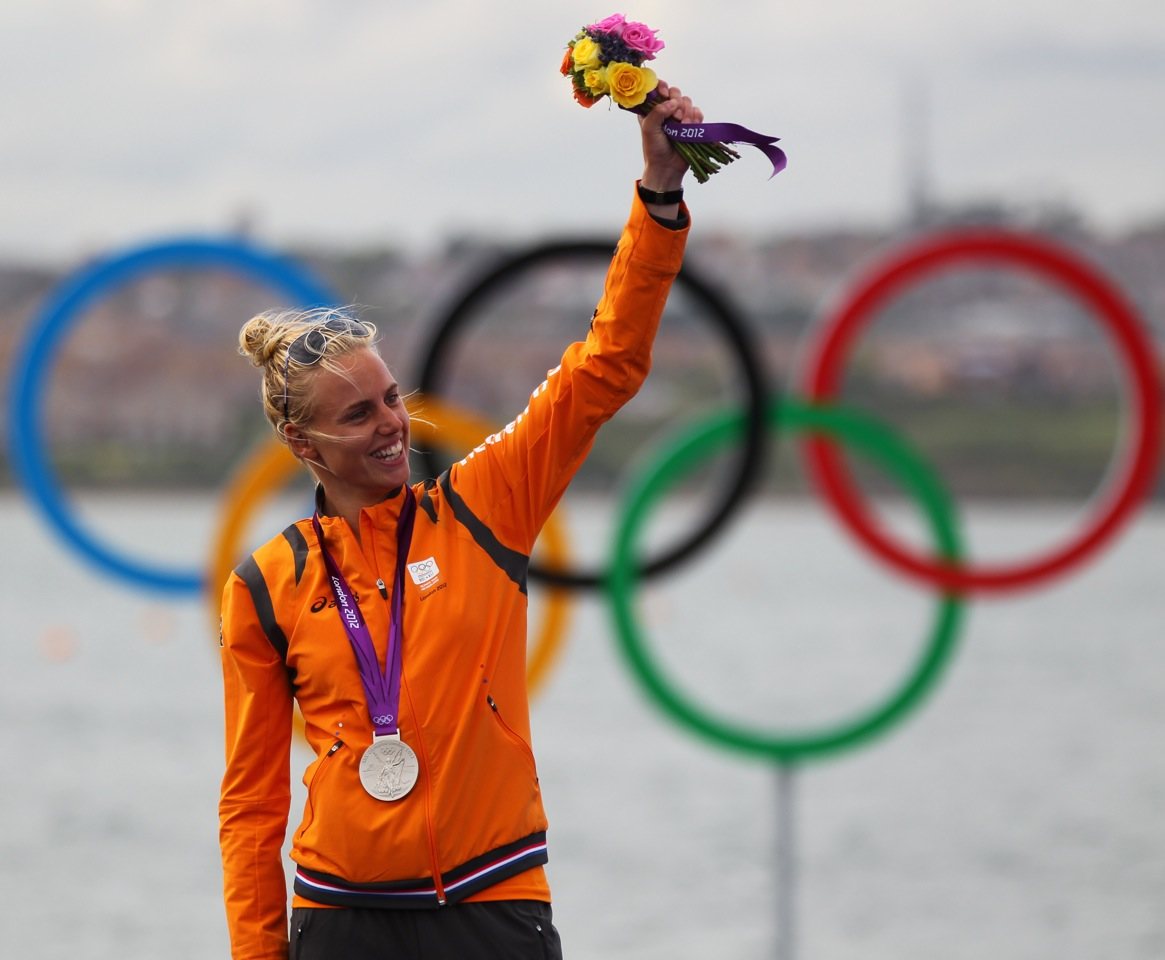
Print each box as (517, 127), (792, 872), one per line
(303, 740), (343, 827)
(487, 694), (539, 779)
(402, 673), (447, 905)
(369, 521), (447, 906)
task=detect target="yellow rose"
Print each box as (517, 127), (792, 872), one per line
(583, 66), (609, 96)
(571, 37), (601, 72)
(605, 62), (657, 109)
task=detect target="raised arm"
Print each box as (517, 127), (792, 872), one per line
(442, 83), (700, 552)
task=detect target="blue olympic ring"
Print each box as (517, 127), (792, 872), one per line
(6, 237), (339, 595)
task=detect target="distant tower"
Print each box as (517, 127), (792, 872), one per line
(230, 203), (258, 240)
(903, 78), (932, 226)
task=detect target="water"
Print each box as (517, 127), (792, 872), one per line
(0, 492), (1162, 959)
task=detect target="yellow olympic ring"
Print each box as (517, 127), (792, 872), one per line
(205, 396), (575, 710)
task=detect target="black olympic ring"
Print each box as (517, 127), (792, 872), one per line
(415, 239), (771, 590)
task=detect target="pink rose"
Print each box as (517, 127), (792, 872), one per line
(587, 13), (626, 34)
(620, 21), (665, 59)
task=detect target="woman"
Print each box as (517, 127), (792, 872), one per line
(220, 82), (700, 960)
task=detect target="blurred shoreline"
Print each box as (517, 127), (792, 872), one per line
(2, 203), (1161, 500)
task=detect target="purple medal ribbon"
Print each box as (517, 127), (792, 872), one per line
(311, 488), (417, 738)
(662, 120), (788, 178)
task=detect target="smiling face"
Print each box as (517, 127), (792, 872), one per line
(287, 347), (411, 513)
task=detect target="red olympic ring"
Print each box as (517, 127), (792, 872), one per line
(801, 229), (1162, 593)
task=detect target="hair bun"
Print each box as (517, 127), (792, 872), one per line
(238, 313), (284, 367)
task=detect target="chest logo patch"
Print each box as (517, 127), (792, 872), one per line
(407, 556), (441, 589)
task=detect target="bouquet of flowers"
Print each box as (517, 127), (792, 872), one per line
(562, 14), (777, 183)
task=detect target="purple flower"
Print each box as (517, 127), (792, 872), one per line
(621, 21), (665, 60)
(587, 13), (627, 34)
(590, 28), (639, 66)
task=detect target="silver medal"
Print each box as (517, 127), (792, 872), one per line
(359, 734), (419, 801)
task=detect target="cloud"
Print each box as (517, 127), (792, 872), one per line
(0, 0), (1162, 261)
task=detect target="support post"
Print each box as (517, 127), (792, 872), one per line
(775, 764), (797, 960)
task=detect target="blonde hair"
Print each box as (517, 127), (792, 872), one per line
(238, 307), (380, 444)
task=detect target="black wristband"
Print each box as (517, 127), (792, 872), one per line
(637, 183), (684, 206)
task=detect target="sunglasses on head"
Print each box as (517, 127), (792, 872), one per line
(281, 316), (372, 422)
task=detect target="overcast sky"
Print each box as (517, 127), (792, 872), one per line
(2, 0), (1163, 263)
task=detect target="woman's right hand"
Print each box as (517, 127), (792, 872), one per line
(638, 80), (702, 197)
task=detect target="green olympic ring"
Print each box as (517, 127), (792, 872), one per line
(606, 399), (966, 764)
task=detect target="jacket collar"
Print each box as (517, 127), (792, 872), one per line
(312, 482), (407, 528)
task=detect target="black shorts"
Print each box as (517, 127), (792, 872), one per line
(289, 900), (563, 960)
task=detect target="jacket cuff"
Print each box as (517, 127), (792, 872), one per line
(648, 209), (689, 230)
(626, 180), (690, 273)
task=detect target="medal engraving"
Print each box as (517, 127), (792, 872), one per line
(359, 735), (419, 801)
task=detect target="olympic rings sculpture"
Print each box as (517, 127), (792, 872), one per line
(6, 228), (1161, 756)
(415, 239), (769, 590)
(800, 230), (1162, 593)
(607, 398), (964, 763)
(7, 237), (338, 594)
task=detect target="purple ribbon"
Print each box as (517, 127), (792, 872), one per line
(312, 488), (416, 738)
(662, 120), (788, 178)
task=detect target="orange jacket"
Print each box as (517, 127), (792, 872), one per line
(219, 187), (689, 959)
